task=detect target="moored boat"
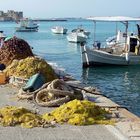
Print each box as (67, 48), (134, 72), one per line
(15, 18), (39, 32)
(106, 30), (135, 46)
(71, 27), (90, 37)
(51, 26), (68, 34)
(81, 16), (140, 67)
(67, 32), (88, 43)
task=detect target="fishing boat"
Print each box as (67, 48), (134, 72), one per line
(106, 30), (136, 46)
(67, 32), (88, 43)
(51, 26), (68, 34)
(15, 18), (39, 32)
(106, 30), (123, 46)
(81, 16), (140, 67)
(71, 27), (90, 37)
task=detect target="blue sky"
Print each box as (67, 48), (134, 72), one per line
(1, 0), (140, 18)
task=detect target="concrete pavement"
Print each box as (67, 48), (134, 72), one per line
(0, 84), (137, 140)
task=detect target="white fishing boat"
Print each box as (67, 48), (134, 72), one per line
(106, 30), (122, 46)
(71, 27), (90, 36)
(51, 26), (68, 34)
(81, 16), (140, 67)
(15, 18), (39, 32)
(67, 32), (88, 43)
(106, 30), (136, 46)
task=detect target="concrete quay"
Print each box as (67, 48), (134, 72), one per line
(0, 83), (139, 140)
(81, 85), (140, 140)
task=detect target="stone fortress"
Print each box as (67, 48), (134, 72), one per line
(0, 10), (23, 21)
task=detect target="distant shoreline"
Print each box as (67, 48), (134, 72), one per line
(33, 19), (67, 22)
(0, 18), (88, 22)
(0, 19), (68, 22)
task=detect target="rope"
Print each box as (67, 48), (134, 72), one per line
(69, 85), (108, 98)
(18, 79), (83, 107)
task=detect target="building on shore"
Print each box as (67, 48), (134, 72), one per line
(0, 10), (23, 21)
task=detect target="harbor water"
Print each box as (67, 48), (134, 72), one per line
(1, 20), (140, 116)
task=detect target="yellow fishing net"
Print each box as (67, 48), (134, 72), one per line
(0, 106), (43, 128)
(0, 100), (113, 128)
(43, 99), (113, 125)
(4, 57), (57, 82)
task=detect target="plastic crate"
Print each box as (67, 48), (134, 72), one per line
(23, 73), (45, 92)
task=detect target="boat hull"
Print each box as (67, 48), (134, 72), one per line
(81, 46), (140, 67)
(51, 28), (68, 34)
(16, 27), (38, 32)
(67, 33), (87, 43)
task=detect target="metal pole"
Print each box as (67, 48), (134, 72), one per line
(116, 22), (118, 35)
(125, 21), (128, 51)
(93, 21), (96, 45)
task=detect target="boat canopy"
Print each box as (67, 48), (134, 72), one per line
(87, 16), (140, 22)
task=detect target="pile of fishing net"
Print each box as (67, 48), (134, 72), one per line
(4, 57), (57, 82)
(0, 106), (44, 128)
(43, 99), (113, 125)
(0, 36), (34, 66)
(0, 101), (113, 128)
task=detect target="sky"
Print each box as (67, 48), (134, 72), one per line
(1, 0), (140, 18)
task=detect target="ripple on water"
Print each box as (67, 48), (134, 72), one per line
(82, 66), (140, 116)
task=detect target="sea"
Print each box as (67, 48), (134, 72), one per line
(1, 19), (140, 116)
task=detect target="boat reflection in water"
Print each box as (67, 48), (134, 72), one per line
(81, 66), (140, 116)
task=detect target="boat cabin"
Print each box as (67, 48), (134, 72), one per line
(127, 35), (139, 55)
